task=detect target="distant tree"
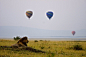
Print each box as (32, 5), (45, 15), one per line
(14, 36), (21, 40)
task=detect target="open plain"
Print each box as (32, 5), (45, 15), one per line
(0, 39), (86, 57)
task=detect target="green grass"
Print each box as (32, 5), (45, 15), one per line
(0, 39), (86, 57)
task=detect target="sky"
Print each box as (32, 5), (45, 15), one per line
(0, 0), (86, 38)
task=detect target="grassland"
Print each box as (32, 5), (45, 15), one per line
(0, 39), (86, 57)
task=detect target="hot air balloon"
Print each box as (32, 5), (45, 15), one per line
(46, 11), (53, 20)
(26, 11), (33, 19)
(72, 31), (75, 36)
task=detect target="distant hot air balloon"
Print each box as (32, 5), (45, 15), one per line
(72, 31), (76, 36)
(46, 11), (53, 20)
(26, 11), (33, 19)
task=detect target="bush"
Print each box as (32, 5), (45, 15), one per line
(41, 47), (44, 49)
(34, 40), (38, 42)
(40, 40), (43, 41)
(68, 44), (83, 50)
(73, 44), (83, 50)
(14, 36), (21, 40)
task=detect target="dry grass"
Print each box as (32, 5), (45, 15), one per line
(0, 39), (86, 57)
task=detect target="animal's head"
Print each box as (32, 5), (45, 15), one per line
(17, 37), (29, 43)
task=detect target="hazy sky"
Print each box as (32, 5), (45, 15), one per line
(0, 0), (86, 30)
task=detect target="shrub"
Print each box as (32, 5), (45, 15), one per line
(73, 44), (83, 50)
(68, 44), (83, 50)
(41, 47), (44, 49)
(40, 40), (43, 41)
(34, 40), (38, 42)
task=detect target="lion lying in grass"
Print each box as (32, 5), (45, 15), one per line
(0, 37), (48, 53)
(11, 37), (29, 48)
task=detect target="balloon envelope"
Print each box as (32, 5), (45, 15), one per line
(26, 11), (33, 19)
(72, 31), (75, 36)
(46, 11), (53, 20)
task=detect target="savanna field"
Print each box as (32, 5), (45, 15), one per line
(0, 39), (86, 57)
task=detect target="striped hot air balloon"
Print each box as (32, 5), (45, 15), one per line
(46, 11), (53, 20)
(26, 11), (33, 19)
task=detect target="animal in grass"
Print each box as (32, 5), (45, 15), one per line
(11, 37), (29, 48)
